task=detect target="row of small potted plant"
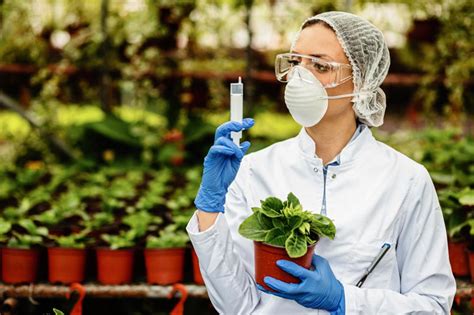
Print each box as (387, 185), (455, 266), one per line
(0, 164), (203, 285)
(0, 223), (203, 285)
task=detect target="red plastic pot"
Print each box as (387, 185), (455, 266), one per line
(48, 247), (86, 284)
(144, 248), (185, 285)
(192, 248), (204, 285)
(2, 247), (39, 284)
(96, 248), (134, 284)
(254, 241), (316, 291)
(468, 251), (474, 283)
(448, 240), (470, 277)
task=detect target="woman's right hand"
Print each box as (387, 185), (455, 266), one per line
(194, 118), (255, 213)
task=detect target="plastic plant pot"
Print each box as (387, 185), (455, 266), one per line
(48, 247), (86, 284)
(96, 248), (134, 284)
(254, 241), (316, 292)
(144, 248), (185, 285)
(468, 251), (474, 283)
(448, 240), (470, 277)
(192, 248), (205, 285)
(2, 247), (39, 284)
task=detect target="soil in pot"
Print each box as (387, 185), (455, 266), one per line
(48, 247), (86, 284)
(145, 248), (185, 285)
(2, 247), (39, 284)
(96, 248), (134, 284)
(448, 240), (470, 277)
(254, 241), (316, 291)
(192, 248), (204, 285)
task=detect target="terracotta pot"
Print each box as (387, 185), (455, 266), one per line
(254, 241), (316, 291)
(2, 247), (39, 284)
(96, 248), (134, 284)
(48, 247), (86, 284)
(144, 248), (185, 284)
(448, 240), (470, 277)
(192, 248), (204, 285)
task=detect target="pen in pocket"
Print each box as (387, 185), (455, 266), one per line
(356, 243), (391, 288)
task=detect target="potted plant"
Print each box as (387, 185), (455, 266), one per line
(191, 247), (205, 285)
(440, 187), (473, 277)
(145, 224), (189, 285)
(97, 230), (136, 284)
(2, 218), (48, 284)
(48, 229), (90, 284)
(239, 193), (336, 291)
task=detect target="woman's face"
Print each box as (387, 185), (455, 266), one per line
(292, 23), (356, 121)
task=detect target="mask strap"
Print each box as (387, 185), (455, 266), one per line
(323, 90), (374, 100)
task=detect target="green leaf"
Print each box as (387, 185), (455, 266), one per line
(251, 207), (261, 213)
(459, 190), (474, 206)
(285, 231), (307, 258)
(298, 222), (311, 235)
(272, 218), (285, 229)
(305, 235), (317, 245)
(261, 197), (284, 212)
(256, 211), (273, 230)
(53, 308), (65, 315)
(145, 226), (189, 249)
(238, 214), (269, 241)
(0, 219), (12, 235)
(264, 227), (287, 247)
(260, 205), (283, 218)
(288, 216), (303, 230)
(287, 193), (301, 207)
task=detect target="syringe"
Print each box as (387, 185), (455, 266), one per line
(230, 77), (243, 147)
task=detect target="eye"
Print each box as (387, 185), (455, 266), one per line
(313, 61), (330, 73)
(288, 59), (300, 66)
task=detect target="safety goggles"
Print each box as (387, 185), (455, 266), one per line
(275, 53), (353, 88)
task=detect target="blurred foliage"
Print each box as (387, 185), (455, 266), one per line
(413, 0), (474, 124)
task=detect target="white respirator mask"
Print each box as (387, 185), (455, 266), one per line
(284, 66), (369, 127)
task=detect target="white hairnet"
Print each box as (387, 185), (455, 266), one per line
(291, 11), (390, 127)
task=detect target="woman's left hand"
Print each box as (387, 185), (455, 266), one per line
(257, 255), (345, 314)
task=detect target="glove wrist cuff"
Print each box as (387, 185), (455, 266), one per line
(194, 185), (227, 213)
(329, 281), (345, 315)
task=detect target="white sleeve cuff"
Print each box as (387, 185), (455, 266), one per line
(342, 283), (361, 314)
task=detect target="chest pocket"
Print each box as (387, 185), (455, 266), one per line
(345, 242), (398, 289)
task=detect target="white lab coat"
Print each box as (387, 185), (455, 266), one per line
(186, 125), (456, 315)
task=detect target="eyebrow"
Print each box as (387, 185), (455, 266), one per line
(292, 51), (334, 61)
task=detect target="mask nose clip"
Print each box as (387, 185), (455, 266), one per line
(290, 66), (316, 84)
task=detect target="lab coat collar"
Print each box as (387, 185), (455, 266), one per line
(296, 123), (374, 166)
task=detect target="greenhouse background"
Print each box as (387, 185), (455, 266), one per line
(0, 0), (473, 314)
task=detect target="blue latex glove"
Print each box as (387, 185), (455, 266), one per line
(257, 255), (345, 314)
(194, 118), (255, 213)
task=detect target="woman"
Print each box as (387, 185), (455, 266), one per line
(186, 11), (455, 314)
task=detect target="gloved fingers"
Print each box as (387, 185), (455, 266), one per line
(257, 284), (292, 299)
(312, 254), (330, 270)
(215, 121), (243, 141)
(242, 118), (255, 130)
(240, 141), (251, 154)
(311, 254), (330, 280)
(214, 118), (254, 141)
(207, 144), (237, 158)
(214, 136), (244, 160)
(264, 276), (300, 295)
(276, 260), (310, 279)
